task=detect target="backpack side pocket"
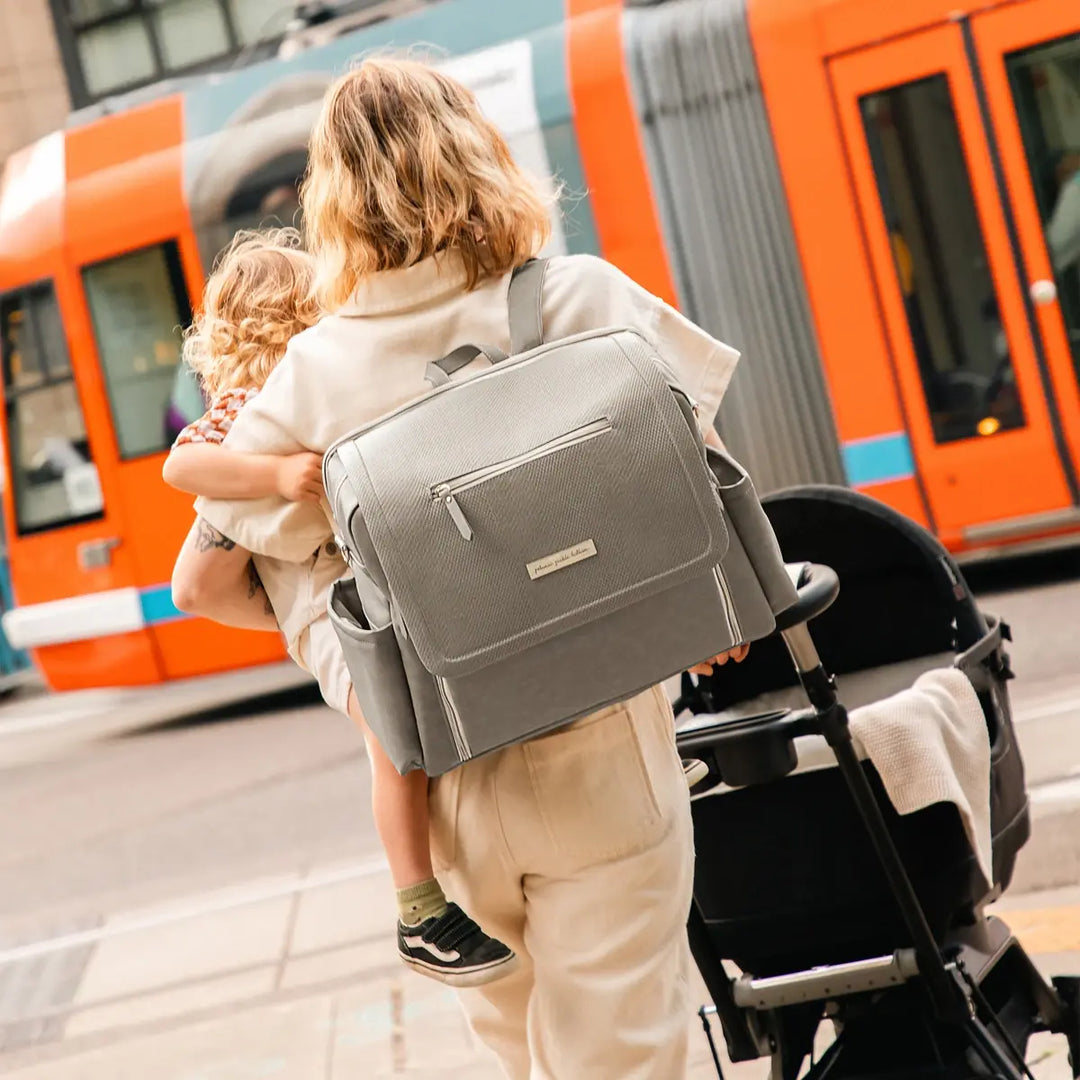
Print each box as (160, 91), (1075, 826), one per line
(328, 577), (424, 774)
(707, 446), (798, 618)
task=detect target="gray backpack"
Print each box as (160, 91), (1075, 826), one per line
(323, 258), (796, 775)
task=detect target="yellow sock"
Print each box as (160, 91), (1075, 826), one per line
(397, 878), (448, 926)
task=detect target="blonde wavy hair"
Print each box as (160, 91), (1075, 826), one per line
(183, 228), (318, 397)
(301, 56), (553, 311)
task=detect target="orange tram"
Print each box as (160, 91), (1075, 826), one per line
(1, 0), (1078, 692)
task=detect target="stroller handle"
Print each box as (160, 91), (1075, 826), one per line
(774, 562), (839, 633)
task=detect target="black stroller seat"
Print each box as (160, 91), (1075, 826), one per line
(676, 486), (1079, 1080)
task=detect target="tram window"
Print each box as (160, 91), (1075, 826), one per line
(185, 74), (329, 271)
(1, 285), (105, 534)
(1006, 35), (1080, 381)
(194, 148), (309, 273)
(82, 241), (193, 460)
(164, 362), (208, 447)
(77, 15), (157, 99)
(861, 76), (1026, 444)
(152, 0), (231, 71)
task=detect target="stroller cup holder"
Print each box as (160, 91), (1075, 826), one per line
(679, 708), (818, 789)
(677, 562), (840, 791)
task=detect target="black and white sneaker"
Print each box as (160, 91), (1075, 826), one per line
(397, 903), (519, 987)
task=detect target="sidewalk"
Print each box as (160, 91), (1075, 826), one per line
(4, 975), (505, 1079)
(0, 856), (725, 1078)
(1, 857), (1077, 1079)
(1, 673), (1078, 1077)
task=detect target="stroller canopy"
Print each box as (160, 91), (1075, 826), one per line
(695, 486), (991, 713)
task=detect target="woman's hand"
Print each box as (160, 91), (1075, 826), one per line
(275, 452), (324, 503)
(688, 644), (750, 677)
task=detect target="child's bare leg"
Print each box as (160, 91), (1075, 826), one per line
(347, 690), (433, 888)
(345, 690), (517, 986)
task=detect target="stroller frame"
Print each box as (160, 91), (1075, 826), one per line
(679, 564), (1080, 1080)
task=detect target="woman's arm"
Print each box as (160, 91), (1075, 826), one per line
(163, 444), (323, 502)
(171, 518), (280, 632)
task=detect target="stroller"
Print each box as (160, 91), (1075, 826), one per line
(675, 486), (1080, 1079)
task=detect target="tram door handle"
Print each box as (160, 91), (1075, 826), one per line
(1030, 279), (1058, 306)
(77, 537), (121, 571)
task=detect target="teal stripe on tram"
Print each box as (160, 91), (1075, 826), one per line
(139, 584), (188, 626)
(842, 433), (916, 487)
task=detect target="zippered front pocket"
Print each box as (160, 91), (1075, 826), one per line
(431, 418), (614, 540)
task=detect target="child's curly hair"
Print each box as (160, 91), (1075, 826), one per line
(183, 228), (319, 397)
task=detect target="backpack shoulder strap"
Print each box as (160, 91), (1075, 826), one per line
(507, 257), (549, 354)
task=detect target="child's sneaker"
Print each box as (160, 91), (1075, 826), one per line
(398, 902), (518, 987)
(683, 757), (709, 788)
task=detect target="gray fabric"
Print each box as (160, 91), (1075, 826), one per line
(507, 258), (548, 353)
(335, 566), (764, 778)
(707, 446), (798, 616)
(327, 578), (424, 772)
(323, 289), (797, 775)
(329, 327), (731, 679)
(710, 510), (784, 646)
(428, 570), (747, 775)
(396, 630), (463, 774)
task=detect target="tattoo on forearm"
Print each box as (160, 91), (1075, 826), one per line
(196, 519), (236, 553)
(246, 560), (275, 616)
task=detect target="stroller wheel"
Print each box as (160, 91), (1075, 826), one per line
(1052, 975), (1080, 1078)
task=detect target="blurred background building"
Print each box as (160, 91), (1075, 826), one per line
(0, 1), (415, 167)
(0, 3), (69, 164)
(46, 0), (297, 109)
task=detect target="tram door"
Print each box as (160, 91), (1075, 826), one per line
(64, 102), (286, 681)
(830, 0), (1080, 550)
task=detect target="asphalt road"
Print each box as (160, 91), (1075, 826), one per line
(0, 547), (1077, 943)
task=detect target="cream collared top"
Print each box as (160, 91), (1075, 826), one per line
(196, 252), (739, 652)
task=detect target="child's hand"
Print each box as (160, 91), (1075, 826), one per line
(275, 453), (324, 503)
(688, 644), (750, 676)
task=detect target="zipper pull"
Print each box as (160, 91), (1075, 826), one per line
(435, 484), (473, 541)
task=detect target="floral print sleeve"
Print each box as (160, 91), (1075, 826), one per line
(172, 387), (260, 448)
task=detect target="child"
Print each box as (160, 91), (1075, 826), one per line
(165, 228), (518, 987)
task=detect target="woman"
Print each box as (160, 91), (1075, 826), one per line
(176, 57), (743, 1078)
